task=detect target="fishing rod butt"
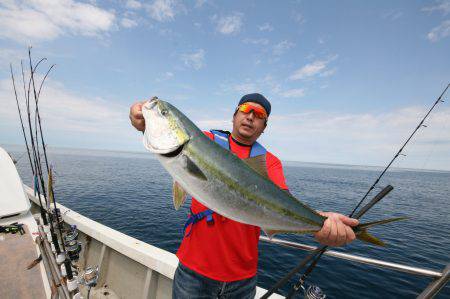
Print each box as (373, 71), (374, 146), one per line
(353, 185), (394, 219)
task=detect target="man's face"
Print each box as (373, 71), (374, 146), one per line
(232, 101), (267, 143)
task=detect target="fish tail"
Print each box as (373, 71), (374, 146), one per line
(356, 229), (385, 246)
(355, 217), (408, 247)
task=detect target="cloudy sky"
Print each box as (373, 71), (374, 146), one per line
(0, 0), (449, 170)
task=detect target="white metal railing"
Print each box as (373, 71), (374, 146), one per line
(259, 236), (449, 298)
(259, 236), (442, 278)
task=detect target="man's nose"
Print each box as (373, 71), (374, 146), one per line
(245, 111), (255, 120)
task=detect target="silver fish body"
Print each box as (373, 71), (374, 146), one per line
(142, 98), (325, 236)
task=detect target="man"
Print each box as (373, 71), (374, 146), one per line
(129, 93), (358, 298)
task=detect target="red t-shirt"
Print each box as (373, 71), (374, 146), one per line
(176, 132), (288, 282)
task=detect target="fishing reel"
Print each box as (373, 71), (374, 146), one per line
(78, 266), (99, 288)
(301, 284), (326, 299)
(64, 226), (82, 261)
(50, 208), (64, 227)
(64, 225), (79, 243)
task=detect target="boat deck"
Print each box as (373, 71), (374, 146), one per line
(0, 223), (47, 298)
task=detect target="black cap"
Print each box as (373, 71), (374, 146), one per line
(238, 93), (271, 116)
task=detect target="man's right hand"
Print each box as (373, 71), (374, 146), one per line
(129, 101), (146, 132)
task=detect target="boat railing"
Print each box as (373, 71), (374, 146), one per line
(259, 236), (449, 298)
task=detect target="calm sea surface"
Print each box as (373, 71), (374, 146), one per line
(6, 146), (450, 298)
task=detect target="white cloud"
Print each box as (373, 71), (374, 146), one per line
(0, 77), (130, 141)
(233, 82), (258, 94)
(0, 0), (116, 43)
(265, 106), (450, 170)
(187, 100), (450, 170)
(273, 40), (294, 56)
(289, 56), (337, 81)
(243, 38), (269, 45)
(258, 23), (273, 32)
(125, 0), (142, 10)
(181, 49), (205, 70)
(0, 48), (27, 69)
(279, 88), (305, 98)
(121, 17), (138, 28)
(422, 0), (450, 15)
(427, 20), (450, 42)
(225, 75), (298, 99)
(319, 68), (336, 77)
(146, 0), (178, 22)
(212, 13), (243, 35)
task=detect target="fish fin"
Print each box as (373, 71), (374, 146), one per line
(243, 156), (269, 178)
(172, 181), (187, 210)
(358, 217), (408, 229)
(356, 230), (385, 246)
(262, 229), (316, 239)
(185, 156), (207, 181)
(355, 217), (408, 247)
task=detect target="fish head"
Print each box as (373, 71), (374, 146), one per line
(142, 98), (190, 154)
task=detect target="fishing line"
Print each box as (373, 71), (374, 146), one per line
(10, 64), (34, 172)
(419, 103), (449, 171)
(262, 83), (449, 298)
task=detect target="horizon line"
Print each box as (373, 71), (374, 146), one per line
(3, 143), (449, 173)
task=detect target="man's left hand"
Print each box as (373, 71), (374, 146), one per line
(314, 212), (359, 246)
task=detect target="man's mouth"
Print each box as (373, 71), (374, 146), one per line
(241, 123), (253, 129)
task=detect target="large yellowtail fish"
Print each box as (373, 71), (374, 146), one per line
(142, 98), (404, 246)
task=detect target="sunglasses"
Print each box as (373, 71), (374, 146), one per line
(236, 103), (268, 119)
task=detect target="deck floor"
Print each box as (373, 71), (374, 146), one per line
(0, 224), (47, 299)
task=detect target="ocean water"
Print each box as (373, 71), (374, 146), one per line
(6, 146), (450, 298)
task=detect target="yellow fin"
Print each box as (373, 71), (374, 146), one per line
(358, 217), (408, 229)
(356, 229), (386, 246)
(354, 217), (407, 246)
(172, 181), (187, 210)
(243, 156), (269, 178)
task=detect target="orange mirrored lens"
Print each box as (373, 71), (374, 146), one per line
(238, 103), (267, 119)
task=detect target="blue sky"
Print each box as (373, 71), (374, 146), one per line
(0, 0), (449, 170)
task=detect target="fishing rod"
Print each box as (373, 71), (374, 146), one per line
(12, 50), (81, 297)
(262, 185), (394, 299)
(23, 54), (63, 256)
(10, 64), (47, 224)
(25, 49), (79, 283)
(17, 50), (66, 265)
(262, 83), (449, 298)
(27, 49), (76, 280)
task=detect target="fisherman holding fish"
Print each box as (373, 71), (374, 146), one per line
(129, 93), (359, 298)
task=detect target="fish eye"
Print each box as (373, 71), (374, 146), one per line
(161, 109), (168, 116)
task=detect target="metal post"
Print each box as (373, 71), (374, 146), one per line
(417, 264), (450, 299)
